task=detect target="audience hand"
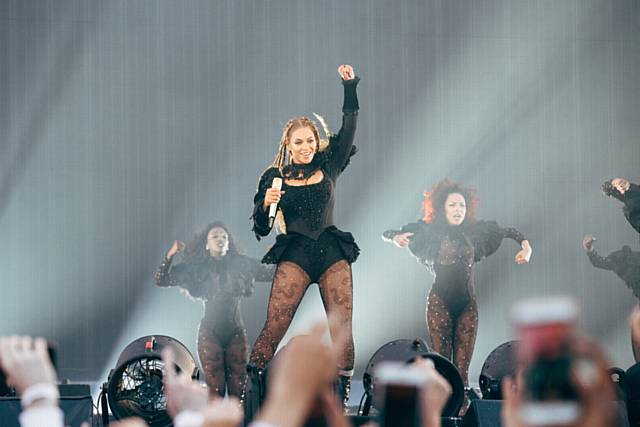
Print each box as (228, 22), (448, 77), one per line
(201, 397), (243, 427)
(256, 321), (348, 427)
(413, 358), (452, 427)
(501, 337), (615, 427)
(162, 348), (209, 419)
(0, 336), (56, 395)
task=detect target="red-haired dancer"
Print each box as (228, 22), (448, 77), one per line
(382, 179), (532, 387)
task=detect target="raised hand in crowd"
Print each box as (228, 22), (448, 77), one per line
(162, 348), (209, 421)
(501, 337), (616, 427)
(254, 321), (349, 427)
(413, 358), (452, 427)
(201, 397), (243, 427)
(0, 336), (62, 427)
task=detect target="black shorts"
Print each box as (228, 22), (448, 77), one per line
(279, 231), (347, 283)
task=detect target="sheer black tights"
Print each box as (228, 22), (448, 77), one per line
(249, 260), (354, 371)
(426, 291), (478, 386)
(197, 326), (248, 398)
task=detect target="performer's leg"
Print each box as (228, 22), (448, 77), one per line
(197, 326), (226, 398)
(426, 291), (454, 360)
(225, 331), (250, 398)
(452, 297), (479, 387)
(318, 259), (354, 410)
(318, 260), (354, 371)
(249, 261), (311, 369)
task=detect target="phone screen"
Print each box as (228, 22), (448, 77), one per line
(380, 383), (421, 427)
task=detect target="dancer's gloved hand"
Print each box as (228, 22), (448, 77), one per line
(515, 240), (532, 264)
(162, 348), (208, 420)
(166, 240), (185, 259)
(392, 232), (414, 248)
(582, 235), (595, 252)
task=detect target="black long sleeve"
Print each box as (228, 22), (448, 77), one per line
(325, 78), (359, 179)
(586, 250), (614, 271)
(624, 183), (640, 233)
(251, 167), (282, 240)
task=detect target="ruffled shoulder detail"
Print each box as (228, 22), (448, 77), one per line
(401, 221), (442, 269)
(465, 220), (506, 261)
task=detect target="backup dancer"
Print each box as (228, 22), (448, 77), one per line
(382, 179), (532, 387)
(155, 221), (273, 397)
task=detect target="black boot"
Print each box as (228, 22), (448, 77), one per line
(335, 374), (352, 414)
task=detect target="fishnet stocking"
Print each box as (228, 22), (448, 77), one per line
(197, 328), (226, 398)
(249, 261), (311, 368)
(318, 260), (355, 371)
(426, 291), (478, 386)
(225, 333), (249, 398)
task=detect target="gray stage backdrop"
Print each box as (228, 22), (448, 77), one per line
(1, 0), (639, 385)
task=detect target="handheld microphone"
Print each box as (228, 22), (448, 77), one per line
(268, 177), (283, 228)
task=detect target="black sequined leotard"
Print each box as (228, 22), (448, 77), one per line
(155, 254), (274, 397)
(383, 220), (526, 385)
(248, 78), (360, 374)
(252, 78), (360, 281)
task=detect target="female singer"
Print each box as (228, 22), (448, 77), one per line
(249, 65), (360, 407)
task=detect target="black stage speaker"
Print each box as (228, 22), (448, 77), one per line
(462, 399), (630, 427)
(0, 385), (92, 427)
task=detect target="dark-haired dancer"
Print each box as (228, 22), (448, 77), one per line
(583, 234), (640, 361)
(155, 222), (274, 398)
(249, 65), (359, 407)
(602, 178), (640, 233)
(382, 179), (532, 388)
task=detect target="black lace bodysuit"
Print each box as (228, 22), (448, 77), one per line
(383, 220), (526, 385)
(248, 78), (360, 372)
(155, 254), (273, 397)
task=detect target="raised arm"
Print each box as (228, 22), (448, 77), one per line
(326, 65), (360, 177)
(583, 235), (614, 271)
(154, 241), (185, 288)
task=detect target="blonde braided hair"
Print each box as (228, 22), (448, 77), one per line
(270, 115), (332, 234)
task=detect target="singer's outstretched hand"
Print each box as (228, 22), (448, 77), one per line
(263, 187), (284, 212)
